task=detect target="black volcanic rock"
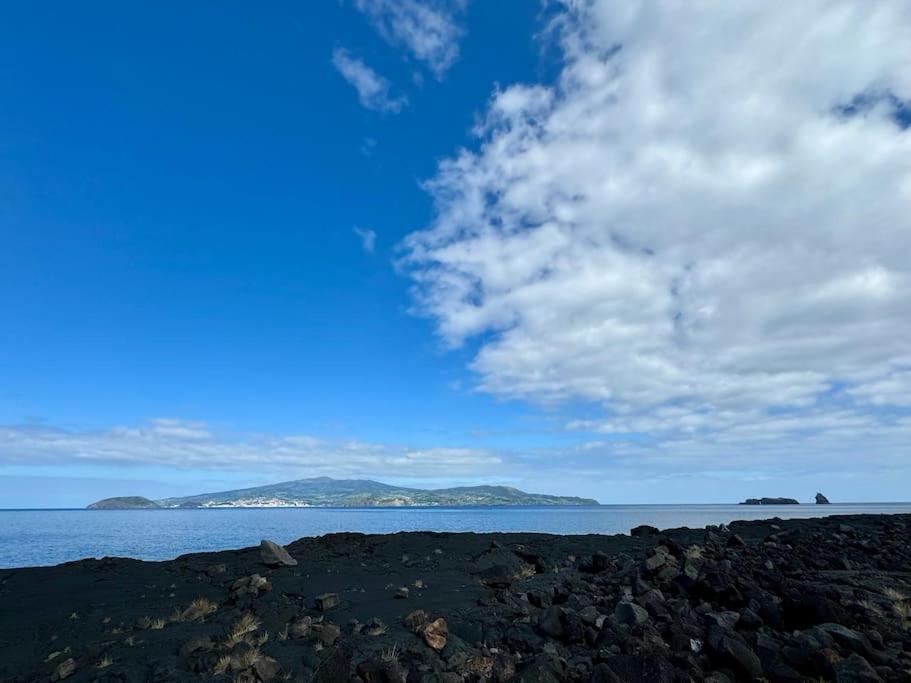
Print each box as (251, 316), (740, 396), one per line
(86, 496), (161, 509)
(740, 497), (799, 505)
(816, 492), (831, 504)
(2, 513), (909, 682)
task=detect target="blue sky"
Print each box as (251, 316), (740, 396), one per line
(2, 1), (911, 507)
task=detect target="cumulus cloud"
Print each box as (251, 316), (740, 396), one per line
(354, 226), (377, 253)
(403, 1), (911, 460)
(0, 419), (501, 479)
(332, 47), (407, 113)
(353, 0), (467, 78)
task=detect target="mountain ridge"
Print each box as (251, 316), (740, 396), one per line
(87, 477), (599, 508)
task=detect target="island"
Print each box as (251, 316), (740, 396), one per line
(86, 496), (162, 510)
(739, 497), (800, 505)
(87, 477), (599, 509)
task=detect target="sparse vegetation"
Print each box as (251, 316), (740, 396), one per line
(149, 618), (167, 630)
(177, 597), (218, 622)
(96, 655), (113, 669)
(381, 642), (400, 663)
(211, 655), (232, 676)
(225, 613), (261, 647)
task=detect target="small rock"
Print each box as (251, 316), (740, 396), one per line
(289, 616), (312, 639)
(317, 622), (341, 646)
(613, 601), (649, 626)
(422, 617), (448, 651)
(395, 586), (410, 599)
(259, 539), (297, 567)
(51, 658), (76, 681)
(314, 592), (339, 611)
(253, 656), (282, 682)
(363, 617), (387, 636)
(538, 606), (565, 638)
(179, 635), (215, 658)
(230, 573), (271, 599)
(404, 609), (427, 632)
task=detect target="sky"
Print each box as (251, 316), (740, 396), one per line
(1, 1), (910, 507)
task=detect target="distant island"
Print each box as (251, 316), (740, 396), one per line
(87, 496), (162, 510)
(739, 492), (833, 505)
(87, 477), (599, 509)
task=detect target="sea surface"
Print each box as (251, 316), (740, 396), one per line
(2, 503), (909, 568)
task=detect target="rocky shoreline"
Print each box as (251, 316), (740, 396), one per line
(1, 514), (909, 682)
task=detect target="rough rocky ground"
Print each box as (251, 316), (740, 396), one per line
(1, 514), (909, 682)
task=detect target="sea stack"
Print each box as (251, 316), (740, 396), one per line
(816, 492), (831, 504)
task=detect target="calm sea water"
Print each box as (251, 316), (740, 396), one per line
(1, 503), (909, 569)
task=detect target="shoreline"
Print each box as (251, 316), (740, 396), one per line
(1, 513), (909, 681)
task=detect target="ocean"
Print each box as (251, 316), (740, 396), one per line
(2, 502), (909, 569)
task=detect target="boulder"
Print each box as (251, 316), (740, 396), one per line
(259, 539), (297, 567)
(630, 525), (659, 537)
(613, 601), (649, 626)
(834, 654), (882, 682)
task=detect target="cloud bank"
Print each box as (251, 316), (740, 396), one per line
(0, 419), (501, 480)
(403, 1), (911, 462)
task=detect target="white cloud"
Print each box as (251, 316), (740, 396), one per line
(354, 226), (377, 253)
(353, 0), (467, 78)
(403, 1), (911, 456)
(332, 47), (407, 113)
(0, 419), (501, 479)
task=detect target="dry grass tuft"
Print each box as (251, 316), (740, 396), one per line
(235, 646), (264, 669)
(96, 655), (113, 669)
(211, 655), (232, 676)
(381, 643), (400, 663)
(225, 613), (262, 647)
(177, 597), (218, 622)
(150, 618), (167, 630)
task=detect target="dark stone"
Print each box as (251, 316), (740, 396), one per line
(357, 658), (408, 683)
(590, 663), (622, 682)
(537, 605), (565, 639)
(783, 593), (847, 628)
(816, 492), (831, 504)
(613, 601), (649, 626)
(726, 534), (746, 548)
(707, 628), (762, 680)
(603, 655), (675, 683)
(834, 654), (882, 682)
(630, 525), (659, 537)
(313, 645), (352, 683)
